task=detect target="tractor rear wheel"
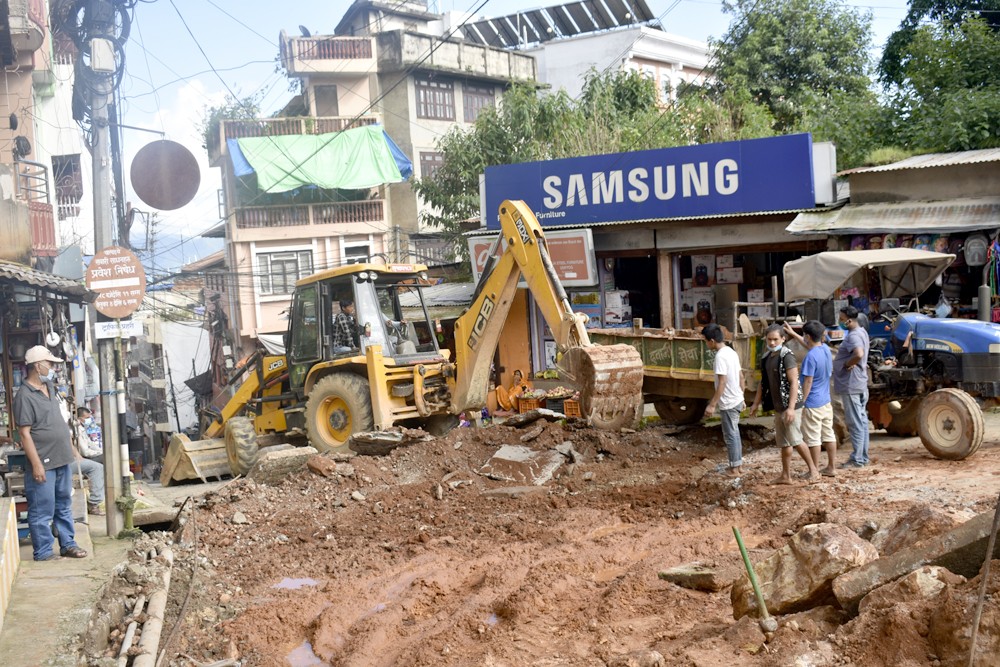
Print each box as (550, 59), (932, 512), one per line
(225, 416), (259, 476)
(653, 397), (708, 426)
(305, 373), (374, 453)
(886, 399), (920, 437)
(917, 388), (983, 460)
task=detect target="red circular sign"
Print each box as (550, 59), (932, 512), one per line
(85, 246), (147, 318)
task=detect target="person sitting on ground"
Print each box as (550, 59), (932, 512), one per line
(72, 407), (105, 515)
(749, 324), (821, 485)
(702, 323), (745, 477)
(785, 321), (838, 477)
(332, 299), (360, 353)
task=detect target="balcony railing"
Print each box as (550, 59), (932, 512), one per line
(280, 34), (375, 75)
(28, 201), (56, 257)
(212, 115), (380, 164)
(235, 200), (385, 229)
(286, 36), (372, 61)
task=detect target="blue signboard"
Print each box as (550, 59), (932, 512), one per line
(483, 133), (816, 229)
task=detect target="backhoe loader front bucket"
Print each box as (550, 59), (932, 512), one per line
(160, 432), (231, 486)
(559, 344), (645, 430)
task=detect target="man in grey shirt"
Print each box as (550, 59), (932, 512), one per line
(833, 306), (871, 468)
(12, 346), (87, 561)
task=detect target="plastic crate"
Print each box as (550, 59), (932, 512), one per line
(518, 398), (542, 413)
(562, 399), (582, 418)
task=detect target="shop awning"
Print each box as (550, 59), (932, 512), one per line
(786, 197), (1000, 235)
(228, 124), (413, 193)
(783, 249), (956, 301)
(0, 259), (94, 301)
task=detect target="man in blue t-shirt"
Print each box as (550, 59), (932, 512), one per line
(791, 321), (838, 476)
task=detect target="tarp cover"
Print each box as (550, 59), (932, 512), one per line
(783, 248), (956, 300)
(232, 124), (413, 193)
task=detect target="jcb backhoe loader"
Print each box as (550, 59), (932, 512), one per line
(161, 201), (644, 485)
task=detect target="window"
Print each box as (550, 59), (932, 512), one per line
(344, 245), (370, 264)
(313, 85), (339, 116)
(463, 83), (495, 122)
(53, 154), (83, 220)
(419, 152), (444, 179)
(258, 250), (313, 295)
(415, 78), (455, 120)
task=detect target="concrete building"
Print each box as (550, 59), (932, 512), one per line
(209, 0), (536, 352)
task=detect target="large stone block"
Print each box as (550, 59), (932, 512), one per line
(731, 523), (878, 619)
(833, 510), (1000, 613)
(875, 503), (964, 556)
(247, 446), (318, 485)
(858, 565), (965, 614)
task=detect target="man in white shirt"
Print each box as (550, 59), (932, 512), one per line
(703, 324), (746, 476)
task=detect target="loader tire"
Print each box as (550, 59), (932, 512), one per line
(306, 373), (374, 453)
(225, 417), (259, 476)
(918, 388), (983, 461)
(653, 397), (708, 426)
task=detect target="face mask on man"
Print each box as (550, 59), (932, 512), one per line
(84, 417), (94, 426)
(839, 321), (849, 331)
(767, 343), (782, 353)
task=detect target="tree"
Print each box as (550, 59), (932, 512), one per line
(889, 17), (1000, 151)
(712, 0), (874, 131)
(878, 0), (1000, 87)
(198, 92), (264, 151)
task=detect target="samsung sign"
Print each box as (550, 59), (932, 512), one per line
(483, 133), (816, 229)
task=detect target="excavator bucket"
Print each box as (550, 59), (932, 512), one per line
(559, 344), (645, 430)
(160, 432), (231, 486)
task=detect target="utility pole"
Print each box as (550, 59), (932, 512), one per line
(87, 0), (124, 535)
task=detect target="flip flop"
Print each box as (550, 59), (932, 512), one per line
(60, 546), (88, 559)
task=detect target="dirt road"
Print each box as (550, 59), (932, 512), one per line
(122, 413), (1000, 666)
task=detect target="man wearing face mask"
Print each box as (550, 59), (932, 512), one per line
(11, 346), (88, 560)
(833, 306), (871, 468)
(74, 407), (105, 515)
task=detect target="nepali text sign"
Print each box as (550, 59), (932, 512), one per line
(86, 246), (146, 319)
(94, 319), (143, 339)
(483, 134), (816, 229)
(468, 228), (597, 286)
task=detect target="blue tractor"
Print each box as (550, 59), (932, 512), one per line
(784, 249), (1000, 460)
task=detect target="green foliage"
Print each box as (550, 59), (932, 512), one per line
(198, 92), (264, 151)
(878, 0), (1000, 87)
(889, 17), (1000, 151)
(863, 146), (913, 166)
(793, 89), (888, 170)
(672, 84), (776, 145)
(713, 0), (874, 131)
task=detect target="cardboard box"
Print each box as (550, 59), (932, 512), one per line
(604, 304), (633, 324)
(605, 290), (630, 309)
(717, 254), (734, 269)
(717, 267), (744, 284)
(690, 254), (716, 287)
(682, 278), (693, 290)
(681, 288), (714, 322)
(747, 289), (765, 303)
(570, 291), (600, 305)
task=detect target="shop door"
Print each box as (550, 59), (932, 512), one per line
(614, 256), (660, 328)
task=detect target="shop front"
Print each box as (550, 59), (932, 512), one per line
(476, 133), (838, 385)
(0, 259), (94, 448)
(787, 152), (1000, 323)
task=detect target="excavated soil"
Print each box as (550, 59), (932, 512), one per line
(131, 415), (1000, 667)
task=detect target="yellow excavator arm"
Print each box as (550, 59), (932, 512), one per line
(451, 200), (644, 429)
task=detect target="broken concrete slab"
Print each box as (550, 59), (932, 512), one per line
(479, 445), (564, 486)
(833, 509), (1000, 613)
(875, 503), (965, 556)
(247, 446), (318, 485)
(503, 408), (567, 428)
(732, 523), (878, 619)
(349, 428), (433, 456)
(480, 486), (550, 499)
(858, 565), (965, 614)
(519, 425), (545, 442)
(658, 562), (737, 592)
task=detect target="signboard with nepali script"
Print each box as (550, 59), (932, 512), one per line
(483, 133), (816, 229)
(468, 228), (597, 286)
(85, 246), (147, 319)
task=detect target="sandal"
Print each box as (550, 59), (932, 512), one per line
(60, 546), (88, 558)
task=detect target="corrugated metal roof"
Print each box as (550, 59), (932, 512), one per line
(841, 148), (1000, 176)
(786, 197), (1000, 235)
(465, 206), (823, 237)
(0, 259), (94, 300)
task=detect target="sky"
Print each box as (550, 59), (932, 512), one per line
(117, 0), (912, 265)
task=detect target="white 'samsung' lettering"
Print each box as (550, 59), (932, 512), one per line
(541, 158), (739, 209)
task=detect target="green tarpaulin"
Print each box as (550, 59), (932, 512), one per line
(237, 125), (406, 193)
